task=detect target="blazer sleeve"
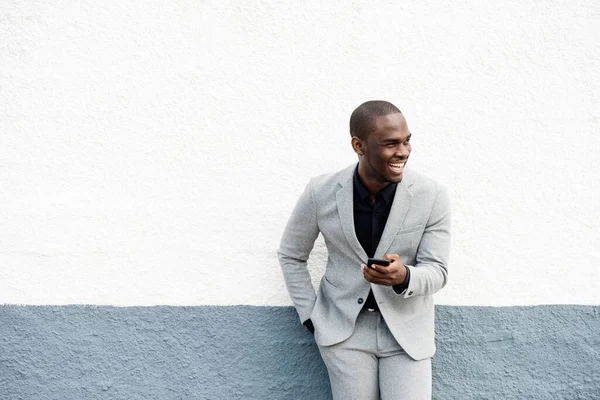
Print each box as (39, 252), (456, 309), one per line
(278, 179), (320, 323)
(402, 186), (451, 298)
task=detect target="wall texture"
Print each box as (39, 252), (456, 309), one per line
(1, 0), (599, 398)
(1, 305), (598, 399)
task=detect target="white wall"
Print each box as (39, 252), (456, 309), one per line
(2, 0), (599, 306)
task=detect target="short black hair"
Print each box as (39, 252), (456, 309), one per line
(349, 100), (402, 140)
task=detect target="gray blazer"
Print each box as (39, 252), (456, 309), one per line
(278, 164), (450, 360)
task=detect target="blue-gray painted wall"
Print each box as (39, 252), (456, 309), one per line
(1, 305), (598, 399)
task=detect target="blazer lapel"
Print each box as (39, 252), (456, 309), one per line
(336, 168), (368, 262)
(374, 174), (413, 258)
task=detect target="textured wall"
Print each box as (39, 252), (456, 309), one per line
(2, 1), (600, 398)
(1, 305), (598, 400)
(2, 0), (599, 307)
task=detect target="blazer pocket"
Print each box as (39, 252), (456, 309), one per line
(396, 224), (424, 235)
(323, 275), (341, 289)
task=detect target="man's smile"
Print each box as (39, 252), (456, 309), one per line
(388, 160), (406, 173)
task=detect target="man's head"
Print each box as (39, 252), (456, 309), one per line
(350, 100), (412, 191)
(349, 100), (402, 140)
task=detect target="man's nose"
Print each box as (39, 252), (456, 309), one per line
(395, 144), (409, 158)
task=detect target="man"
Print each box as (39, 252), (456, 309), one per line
(278, 100), (450, 399)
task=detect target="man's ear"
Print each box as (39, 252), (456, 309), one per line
(351, 136), (364, 156)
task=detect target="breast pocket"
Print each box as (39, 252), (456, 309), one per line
(397, 224), (423, 235)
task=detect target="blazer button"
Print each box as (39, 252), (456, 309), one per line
(357, 298), (364, 304)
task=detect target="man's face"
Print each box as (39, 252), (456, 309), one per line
(357, 113), (412, 185)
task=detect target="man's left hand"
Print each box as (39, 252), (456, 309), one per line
(361, 253), (408, 286)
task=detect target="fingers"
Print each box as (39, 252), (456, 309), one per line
(383, 253), (400, 262)
(362, 260), (399, 275)
(362, 270), (390, 285)
(361, 264), (392, 283)
(361, 260), (404, 285)
(361, 263), (386, 275)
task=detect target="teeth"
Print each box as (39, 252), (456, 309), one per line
(389, 163), (404, 168)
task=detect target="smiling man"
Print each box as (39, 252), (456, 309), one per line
(279, 100), (451, 399)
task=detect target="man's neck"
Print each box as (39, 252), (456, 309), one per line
(357, 166), (391, 196)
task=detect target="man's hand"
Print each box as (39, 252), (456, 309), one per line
(361, 254), (408, 286)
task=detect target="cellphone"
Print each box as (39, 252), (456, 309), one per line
(367, 258), (390, 268)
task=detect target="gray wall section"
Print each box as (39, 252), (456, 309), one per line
(0, 305), (598, 400)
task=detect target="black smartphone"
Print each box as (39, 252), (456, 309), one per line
(367, 258), (390, 269)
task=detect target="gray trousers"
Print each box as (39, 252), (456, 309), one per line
(317, 309), (432, 400)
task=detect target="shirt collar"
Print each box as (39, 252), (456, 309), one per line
(353, 165), (398, 204)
